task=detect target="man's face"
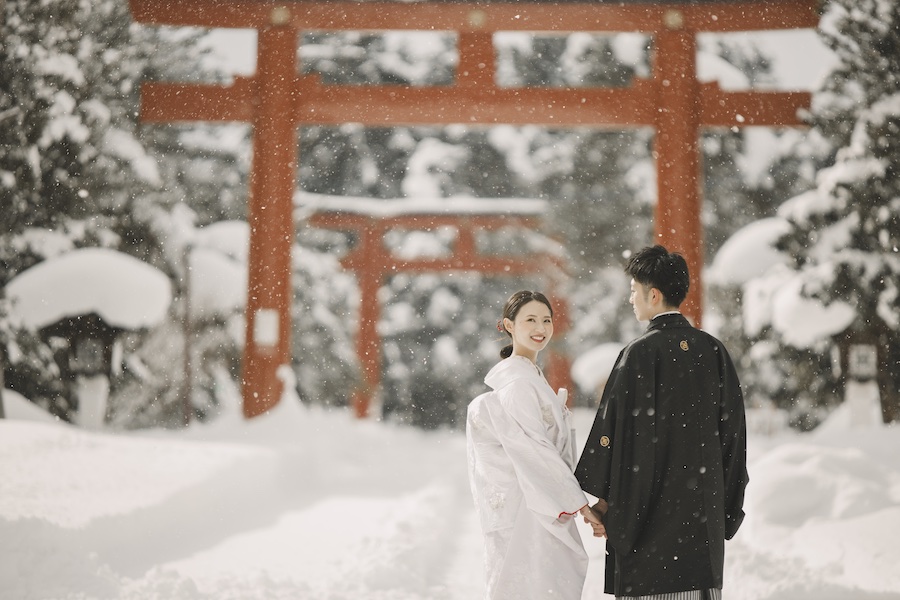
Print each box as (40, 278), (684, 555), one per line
(629, 278), (655, 322)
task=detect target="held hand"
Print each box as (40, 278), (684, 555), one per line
(579, 505), (601, 526)
(591, 499), (609, 517)
(579, 505), (607, 538)
(585, 500), (609, 538)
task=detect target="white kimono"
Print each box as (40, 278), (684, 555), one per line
(466, 355), (589, 600)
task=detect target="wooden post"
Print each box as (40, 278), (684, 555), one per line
(182, 244), (193, 426)
(0, 354), (5, 419)
(349, 225), (385, 418)
(654, 16), (704, 326)
(458, 31), (495, 88)
(242, 22), (298, 418)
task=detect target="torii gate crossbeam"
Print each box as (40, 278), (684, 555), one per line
(130, 0), (819, 418)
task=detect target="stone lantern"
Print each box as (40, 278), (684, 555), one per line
(6, 248), (171, 428)
(835, 327), (898, 425)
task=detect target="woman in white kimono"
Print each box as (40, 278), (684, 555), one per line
(467, 290), (602, 600)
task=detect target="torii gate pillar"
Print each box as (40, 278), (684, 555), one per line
(242, 24), (298, 417)
(655, 25), (703, 320)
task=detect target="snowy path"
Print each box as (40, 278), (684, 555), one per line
(2, 391), (899, 600)
(1, 398), (498, 599)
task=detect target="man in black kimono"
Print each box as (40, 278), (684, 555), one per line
(576, 245), (748, 600)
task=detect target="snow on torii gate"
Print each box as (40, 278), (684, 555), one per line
(299, 194), (571, 418)
(129, 0), (818, 418)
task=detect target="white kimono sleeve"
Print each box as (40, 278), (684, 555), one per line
(484, 380), (588, 525)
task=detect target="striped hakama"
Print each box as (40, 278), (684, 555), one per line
(619, 589), (722, 600)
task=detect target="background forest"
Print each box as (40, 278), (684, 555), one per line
(1, 0), (897, 431)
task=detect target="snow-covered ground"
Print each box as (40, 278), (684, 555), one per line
(2, 381), (899, 600)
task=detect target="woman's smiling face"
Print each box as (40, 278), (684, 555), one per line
(504, 299), (553, 361)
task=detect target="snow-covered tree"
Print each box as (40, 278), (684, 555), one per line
(737, 0), (900, 424)
(290, 246), (359, 409)
(0, 0), (146, 415)
(0, 0), (249, 424)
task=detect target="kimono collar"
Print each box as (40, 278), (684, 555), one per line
(646, 312), (691, 332)
(484, 355), (545, 391)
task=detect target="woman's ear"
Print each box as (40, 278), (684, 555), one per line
(503, 317), (514, 334)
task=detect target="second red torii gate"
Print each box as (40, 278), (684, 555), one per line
(301, 195), (570, 418)
(130, 0), (819, 418)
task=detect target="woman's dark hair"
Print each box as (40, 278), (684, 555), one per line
(625, 245), (690, 308)
(498, 290), (553, 359)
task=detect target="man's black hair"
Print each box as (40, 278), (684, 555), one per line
(625, 245), (690, 308)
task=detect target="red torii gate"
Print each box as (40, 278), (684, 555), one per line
(300, 195), (570, 418)
(129, 0), (818, 418)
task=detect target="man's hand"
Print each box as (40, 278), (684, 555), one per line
(583, 500), (608, 538)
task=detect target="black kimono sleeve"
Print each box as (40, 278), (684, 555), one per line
(575, 342), (658, 555)
(574, 349), (623, 503)
(716, 341), (749, 539)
